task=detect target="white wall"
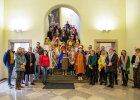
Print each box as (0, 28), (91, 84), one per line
(0, 0), (6, 80)
(126, 0), (140, 79)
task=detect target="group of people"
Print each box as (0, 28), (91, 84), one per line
(2, 21), (140, 90)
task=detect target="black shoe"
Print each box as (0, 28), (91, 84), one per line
(31, 83), (35, 85)
(95, 80), (98, 83)
(122, 84), (125, 86)
(25, 83), (28, 86)
(104, 82), (107, 86)
(125, 84), (127, 86)
(132, 86), (138, 88)
(43, 82), (46, 85)
(10, 84), (14, 86)
(91, 83), (95, 85)
(90, 82), (92, 85)
(110, 85), (114, 88)
(107, 85), (111, 87)
(115, 81), (118, 85)
(100, 82), (103, 85)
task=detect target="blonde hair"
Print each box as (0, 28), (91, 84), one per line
(101, 50), (106, 55)
(16, 47), (22, 55)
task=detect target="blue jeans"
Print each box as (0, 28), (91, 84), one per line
(42, 65), (48, 83)
(34, 65), (40, 78)
(6, 64), (14, 85)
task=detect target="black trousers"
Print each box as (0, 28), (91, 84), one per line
(86, 65), (90, 78)
(108, 72), (114, 86)
(122, 70), (128, 86)
(90, 67), (96, 84)
(100, 68), (107, 84)
(114, 70), (118, 83)
(133, 66), (140, 87)
(70, 65), (74, 71)
(78, 73), (83, 76)
(95, 66), (99, 83)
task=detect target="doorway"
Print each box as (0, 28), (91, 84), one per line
(8, 39), (32, 79)
(94, 39), (118, 53)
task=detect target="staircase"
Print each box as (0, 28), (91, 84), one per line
(46, 68), (89, 83)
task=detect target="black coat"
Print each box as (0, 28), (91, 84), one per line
(25, 52), (36, 74)
(106, 53), (118, 73)
(131, 55), (140, 66)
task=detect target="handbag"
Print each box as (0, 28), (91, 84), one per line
(120, 64), (123, 68)
(132, 64), (138, 68)
(20, 65), (25, 69)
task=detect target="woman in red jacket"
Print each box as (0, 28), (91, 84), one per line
(40, 50), (50, 85)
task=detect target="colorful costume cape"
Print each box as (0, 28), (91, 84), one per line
(77, 50), (86, 55)
(58, 53), (68, 68)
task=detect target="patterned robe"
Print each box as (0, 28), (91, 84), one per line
(75, 52), (86, 74)
(48, 50), (57, 69)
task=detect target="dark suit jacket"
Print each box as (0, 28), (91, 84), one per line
(25, 52), (36, 74)
(131, 55), (140, 66)
(106, 53), (118, 73)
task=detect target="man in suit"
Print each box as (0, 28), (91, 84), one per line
(106, 48), (118, 88)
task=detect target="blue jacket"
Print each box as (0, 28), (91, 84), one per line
(14, 53), (26, 72)
(3, 50), (15, 66)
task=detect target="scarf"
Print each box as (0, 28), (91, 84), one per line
(109, 53), (114, 62)
(121, 55), (128, 70)
(135, 53), (140, 65)
(101, 55), (106, 64)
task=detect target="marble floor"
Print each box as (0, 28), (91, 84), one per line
(0, 80), (140, 100)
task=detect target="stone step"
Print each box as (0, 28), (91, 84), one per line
(46, 74), (89, 83)
(35, 68), (90, 83)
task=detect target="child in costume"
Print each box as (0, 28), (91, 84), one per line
(51, 35), (56, 46)
(48, 46), (57, 75)
(59, 49), (69, 75)
(53, 42), (60, 66)
(75, 46), (86, 80)
(67, 36), (73, 46)
(44, 37), (50, 51)
(69, 46), (76, 75)
(60, 42), (67, 53)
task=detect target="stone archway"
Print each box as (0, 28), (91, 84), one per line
(43, 4), (81, 39)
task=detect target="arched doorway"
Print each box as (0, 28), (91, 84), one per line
(44, 4), (81, 40)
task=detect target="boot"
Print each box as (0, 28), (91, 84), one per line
(15, 85), (21, 90)
(62, 72), (64, 75)
(78, 77), (80, 80)
(80, 77), (83, 80)
(70, 71), (72, 75)
(115, 80), (118, 85)
(65, 72), (67, 75)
